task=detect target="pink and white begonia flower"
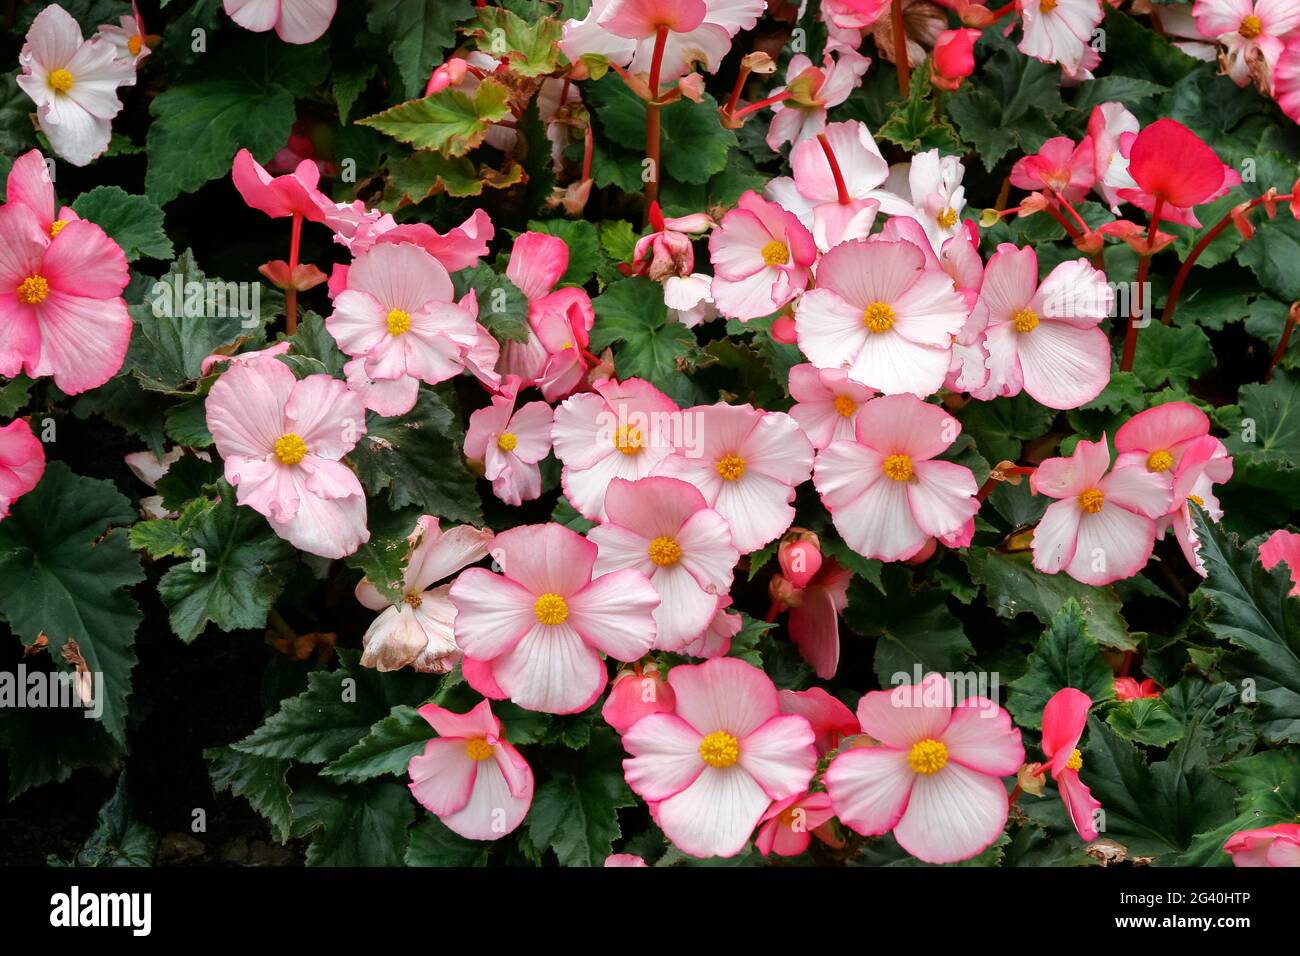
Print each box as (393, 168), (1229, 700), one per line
(199, 341), (292, 377)
(708, 191), (817, 321)
(787, 364), (878, 451)
(17, 5), (136, 167)
(1113, 401), (1230, 490)
(1040, 687), (1103, 843)
(825, 672), (1025, 864)
(326, 242), (480, 406)
(5, 149), (79, 241)
(974, 244), (1114, 410)
(633, 203), (714, 282)
(602, 664), (677, 735)
(664, 272), (719, 328)
(408, 700), (533, 841)
(1223, 823), (1300, 867)
(765, 120), (909, 251)
(588, 476), (739, 651)
(786, 557), (852, 679)
(765, 50), (872, 151)
(231, 148), (333, 223)
(883, 148), (969, 255)
(755, 791), (838, 857)
(1192, 0), (1300, 89)
(1030, 436), (1173, 586)
(355, 515), (493, 674)
(552, 376), (681, 521)
(0, 419), (45, 521)
(1018, 0), (1105, 76)
(0, 202), (131, 395)
(205, 358), (370, 559)
(681, 595), (741, 658)
(1260, 529), (1300, 594)
(1156, 2), (1220, 60)
(561, 0), (767, 83)
(341, 358), (419, 418)
(223, 0), (336, 44)
(98, 1), (151, 66)
(793, 238), (969, 397)
(464, 377), (554, 508)
(779, 687), (860, 755)
(604, 853), (649, 866)
(654, 403), (814, 554)
(449, 523), (660, 714)
(814, 394), (979, 562)
(1086, 102), (1140, 213)
(1278, 41), (1300, 123)
(1119, 118), (1241, 228)
(1161, 435), (1234, 575)
(1010, 135), (1097, 204)
(621, 657), (818, 858)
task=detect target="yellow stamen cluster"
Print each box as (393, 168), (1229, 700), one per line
(716, 453), (746, 482)
(17, 275), (50, 305)
(908, 738), (949, 775)
(1188, 494), (1205, 508)
(698, 730), (740, 768)
(533, 592), (569, 626)
(761, 240), (790, 267)
(386, 308), (411, 336)
(614, 425), (643, 456)
(863, 301), (896, 334)
(47, 68), (74, 93)
(1239, 14), (1262, 38)
(1039, 0), (1059, 12)
(128, 34), (144, 57)
(497, 432), (518, 452)
(1065, 748), (1083, 772)
(936, 207), (958, 230)
(465, 738), (494, 761)
(1078, 488), (1105, 514)
(833, 394), (857, 418)
(49, 219), (69, 238)
(403, 590), (424, 609)
(274, 433), (308, 465)
(1012, 307), (1040, 333)
(648, 535), (682, 567)
(1146, 449), (1174, 473)
(883, 453), (914, 482)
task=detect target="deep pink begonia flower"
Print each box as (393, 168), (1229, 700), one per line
(1040, 688), (1103, 844)
(1114, 677), (1161, 701)
(602, 664), (677, 735)
(755, 791), (838, 857)
(1119, 118), (1241, 228)
(786, 557), (852, 679)
(931, 27), (982, 90)
(232, 148), (331, 223)
(778, 687), (860, 755)
(1260, 529), (1300, 594)
(1010, 136), (1097, 203)
(1223, 823), (1300, 867)
(0, 419), (45, 521)
(5, 149), (79, 239)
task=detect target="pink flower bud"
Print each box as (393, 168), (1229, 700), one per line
(779, 538), (823, 589)
(771, 314), (798, 344)
(601, 667), (676, 734)
(932, 29), (982, 88)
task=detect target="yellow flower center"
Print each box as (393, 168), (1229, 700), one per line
(1239, 14), (1262, 38)
(1146, 449), (1173, 473)
(403, 590), (423, 609)
(833, 394), (857, 417)
(936, 207), (958, 230)
(908, 738), (949, 775)
(883, 453), (913, 482)
(1039, 0), (1058, 13)
(1012, 307), (1039, 333)
(716, 453), (746, 481)
(497, 432), (518, 452)
(761, 240), (790, 267)
(648, 535), (682, 567)
(128, 34), (144, 56)
(863, 301), (896, 333)
(386, 308), (411, 336)
(49, 219), (69, 238)
(698, 730), (740, 768)
(533, 592), (569, 626)
(274, 433), (308, 465)
(47, 69), (74, 93)
(1078, 488), (1105, 514)
(614, 425), (643, 456)
(465, 738), (494, 761)
(1188, 494), (1205, 508)
(1065, 748), (1083, 772)
(16, 275), (50, 305)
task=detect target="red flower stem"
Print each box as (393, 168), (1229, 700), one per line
(1008, 783), (1022, 806)
(890, 0), (910, 96)
(1041, 202), (1083, 241)
(765, 601), (782, 623)
(648, 25), (668, 100)
(1047, 188), (1090, 235)
(817, 132), (852, 205)
(1265, 302), (1298, 384)
(731, 89), (793, 119)
(285, 212), (303, 336)
(724, 63), (753, 116)
(643, 26), (670, 225)
(989, 1), (1017, 17)
(1120, 198), (1163, 373)
(1161, 192), (1295, 326)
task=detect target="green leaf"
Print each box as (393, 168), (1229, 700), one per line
(1006, 600), (1114, 729)
(1132, 322), (1214, 390)
(1070, 75), (1168, 113)
(527, 218), (602, 286)
(205, 746), (294, 842)
(957, 394), (1057, 464)
(964, 548), (1137, 651)
(292, 779), (415, 866)
(1191, 508), (1300, 743)
(155, 488), (296, 642)
(454, 264), (531, 344)
(467, 6), (567, 76)
(1162, 678), (1253, 765)
(367, 0), (477, 100)
(1236, 211), (1300, 305)
(56, 774), (156, 867)
(1105, 698), (1184, 747)
(843, 566), (973, 686)
(0, 462), (143, 744)
(333, 62), (377, 124)
(359, 78), (512, 157)
(322, 705), (435, 782)
(1220, 370), (1300, 469)
(876, 64), (963, 154)
(344, 503), (421, 605)
(599, 220), (638, 265)
(525, 729), (636, 866)
(70, 187), (172, 262)
(386, 151), (486, 205)
(590, 277), (704, 406)
(406, 816), (493, 866)
(0, 374), (32, 418)
(129, 518), (187, 559)
(1179, 750), (1300, 866)
(351, 388), (485, 524)
(0, 71), (38, 160)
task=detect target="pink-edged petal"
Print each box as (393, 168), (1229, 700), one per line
(655, 765), (771, 858)
(566, 567), (659, 661)
(854, 673), (953, 748)
(447, 568), (537, 660)
(408, 738), (477, 816)
(622, 712), (707, 801)
(491, 621), (607, 714)
(824, 746), (915, 835)
(941, 698), (1025, 776)
(892, 761), (1010, 864)
(737, 714), (817, 800)
(667, 657), (779, 737)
